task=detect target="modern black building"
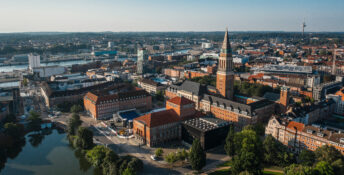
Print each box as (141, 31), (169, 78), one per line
(182, 117), (231, 150)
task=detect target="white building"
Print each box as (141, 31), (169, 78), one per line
(108, 42), (114, 48)
(201, 42), (213, 49)
(327, 88), (344, 116)
(32, 66), (65, 78)
(233, 55), (250, 64)
(28, 54), (41, 69)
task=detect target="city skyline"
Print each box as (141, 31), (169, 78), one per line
(1, 0), (344, 33)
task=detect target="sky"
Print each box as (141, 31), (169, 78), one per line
(0, 0), (343, 33)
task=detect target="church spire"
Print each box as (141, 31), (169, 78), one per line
(221, 28), (231, 55)
(216, 28), (234, 100)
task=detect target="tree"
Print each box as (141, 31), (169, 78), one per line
(176, 149), (188, 161)
(232, 138), (262, 175)
(155, 148), (163, 157)
(86, 145), (108, 167)
(314, 161), (334, 175)
(4, 123), (24, 139)
(315, 145), (343, 163)
(224, 125), (235, 157)
(263, 134), (294, 167)
(331, 159), (344, 175)
(101, 149), (119, 175)
(27, 111), (42, 132)
(22, 78), (28, 87)
(70, 105), (83, 113)
(243, 123), (265, 136)
(233, 130), (262, 156)
(122, 167), (136, 175)
(155, 91), (165, 102)
(299, 150), (316, 166)
(239, 171), (254, 175)
(68, 113), (82, 135)
(28, 133), (44, 147)
(127, 158), (143, 172)
(76, 127), (93, 149)
(284, 164), (314, 175)
(263, 134), (279, 165)
(164, 152), (178, 165)
(189, 139), (206, 171)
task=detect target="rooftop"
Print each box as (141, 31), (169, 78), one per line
(255, 64), (312, 74)
(183, 117), (231, 132)
(167, 96), (194, 106)
(134, 109), (180, 128)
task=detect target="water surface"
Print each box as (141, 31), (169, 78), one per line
(0, 129), (100, 175)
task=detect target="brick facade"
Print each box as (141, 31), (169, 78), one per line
(84, 89), (152, 120)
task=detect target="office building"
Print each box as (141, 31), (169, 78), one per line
(28, 54), (41, 69)
(137, 48), (147, 75)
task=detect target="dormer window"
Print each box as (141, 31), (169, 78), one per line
(307, 129), (313, 134)
(317, 132), (324, 137)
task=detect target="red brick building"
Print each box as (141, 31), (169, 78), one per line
(133, 96), (199, 147)
(184, 70), (210, 79)
(84, 87), (152, 120)
(216, 29), (234, 100)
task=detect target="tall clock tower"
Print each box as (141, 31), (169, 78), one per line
(216, 29), (234, 100)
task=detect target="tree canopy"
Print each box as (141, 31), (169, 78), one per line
(224, 125), (235, 157)
(299, 150), (316, 166)
(189, 139), (206, 171)
(27, 111), (42, 132)
(232, 130), (263, 174)
(68, 113), (82, 135)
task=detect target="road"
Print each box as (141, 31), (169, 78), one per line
(90, 122), (181, 175)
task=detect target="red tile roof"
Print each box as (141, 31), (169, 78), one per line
(134, 109), (180, 128)
(248, 73), (264, 80)
(287, 121), (305, 132)
(84, 89), (150, 104)
(167, 96), (194, 106)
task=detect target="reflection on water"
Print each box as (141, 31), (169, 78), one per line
(0, 129), (101, 175)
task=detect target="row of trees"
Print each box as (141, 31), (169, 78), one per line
(190, 75), (216, 87)
(156, 139), (206, 172)
(285, 146), (344, 175)
(224, 125), (294, 174)
(163, 149), (189, 165)
(57, 102), (84, 113)
(67, 111), (143, 175)
(234, 81), (280, 97)
(86, 145), (143, 175)
(224, 124), (344, 174)
(0, 44), (88, 56)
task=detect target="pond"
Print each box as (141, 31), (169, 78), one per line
(0, 129), (101, 175)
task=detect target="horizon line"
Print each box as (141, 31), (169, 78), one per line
(1, 30), (344, 34)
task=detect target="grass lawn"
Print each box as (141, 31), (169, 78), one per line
(208, 168), (230, 175)
(216, 160), (232, 167)
(263, 170), (284, 175)
(208, 168), (283, 175)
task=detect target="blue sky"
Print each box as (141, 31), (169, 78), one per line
(0, 0), (343, 32)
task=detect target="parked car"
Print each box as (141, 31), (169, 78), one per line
(150, 155), (157, 161)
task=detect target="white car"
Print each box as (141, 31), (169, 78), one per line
(150, 155), (157, 161)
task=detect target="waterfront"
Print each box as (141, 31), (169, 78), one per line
(0, 81), (20, 88)
(0, 49), (189, 73)
(0, 129), (101, 175)
(0, 59), (92, 73)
